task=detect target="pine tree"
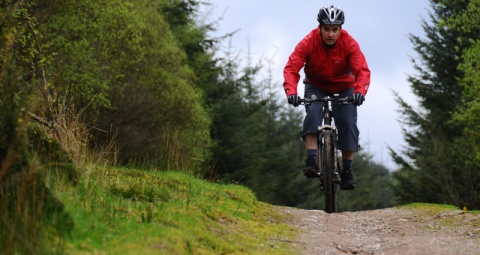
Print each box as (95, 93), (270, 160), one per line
(448, 0), (480, 209)
(391, 0), (479, 208)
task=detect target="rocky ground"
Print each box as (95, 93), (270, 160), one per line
(279, 206), (480, 254)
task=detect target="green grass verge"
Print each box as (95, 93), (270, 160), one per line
(399, 202), (480, 214)
(397, 203), (480, 231)
(52, 166), (296, 254)
(399, 203), (459, 212)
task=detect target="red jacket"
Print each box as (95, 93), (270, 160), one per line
(283, 28), (370, 96)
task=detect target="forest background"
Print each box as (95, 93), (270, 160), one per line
(1, 0), (480, 252)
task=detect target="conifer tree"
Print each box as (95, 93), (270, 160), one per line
(448, 0), (480, 209)
(391, 0), (480, 208)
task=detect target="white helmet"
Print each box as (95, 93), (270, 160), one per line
(317, 5), (345, 25)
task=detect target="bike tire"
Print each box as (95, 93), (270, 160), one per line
(321, 130), (337, 213)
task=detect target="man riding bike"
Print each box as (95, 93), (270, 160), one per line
(283, 5), (371, 190)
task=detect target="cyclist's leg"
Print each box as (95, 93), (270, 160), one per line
(331, 88), (358, 189)
(302, 84), (328, 177)
(302, 83), (328, 141)
(331, 88), (359, 153)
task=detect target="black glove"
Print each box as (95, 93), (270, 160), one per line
(287, 94), (301, 107)
(352, 93), (365, 106)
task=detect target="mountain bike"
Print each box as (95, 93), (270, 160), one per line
(300, 94), (353, 213)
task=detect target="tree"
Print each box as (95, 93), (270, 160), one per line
(38, 0), (213, 170)
(447, 0), (480, 208)
(391, 0), (480, 209)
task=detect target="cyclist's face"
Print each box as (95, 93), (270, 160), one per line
(320, 25), (341, 46)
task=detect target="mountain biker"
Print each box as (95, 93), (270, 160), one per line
(283, 5), (371, 190)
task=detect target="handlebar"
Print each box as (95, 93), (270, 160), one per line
(299, 94), (354, 105)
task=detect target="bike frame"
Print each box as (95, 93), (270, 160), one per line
(317, 98), (340, 213)
(301, 94), (352, 213)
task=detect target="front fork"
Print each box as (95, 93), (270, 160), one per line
(332, 129), (341, 184)
(317, 127), (341, 190)
(317, 131), (325, 191)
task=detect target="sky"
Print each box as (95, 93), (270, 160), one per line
(200, 0), (431, 169)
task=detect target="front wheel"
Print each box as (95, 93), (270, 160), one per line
(320, 130), (336, 213)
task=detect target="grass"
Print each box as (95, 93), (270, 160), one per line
(399, 202), (480, 214)
(397, 203), (480, 232)
(399, 203), (459, 212)
(6, 164), (480, 255)
(50, 165), (297, 254)
(1, 107), (296, 254)
(4, 120), (478, 254)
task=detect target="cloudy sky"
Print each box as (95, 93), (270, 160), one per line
(202, 0), (431, 169)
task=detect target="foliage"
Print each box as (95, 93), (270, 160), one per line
(25, 0), (213, 171)
(391, 0), (480, 209)
(338, 153), (395, 211)
(448, 0), (480, 206)
(1, 2), (75, 254)
(203, 53), (310, 206)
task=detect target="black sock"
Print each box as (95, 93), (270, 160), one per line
(342, 159), (352, 170)
(307, 149), (317, 160)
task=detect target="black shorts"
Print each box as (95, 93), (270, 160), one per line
(302, 84), (360, 151)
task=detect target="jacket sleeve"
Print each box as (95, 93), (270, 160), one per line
(348, 39), (371, 96)
(283, 37), (311, 97)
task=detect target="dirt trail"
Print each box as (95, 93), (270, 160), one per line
(279, 207), (480, 255)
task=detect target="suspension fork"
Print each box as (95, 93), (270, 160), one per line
(332, 127), (341, 183)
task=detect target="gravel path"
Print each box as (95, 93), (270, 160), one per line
(279, 206), (480, 254)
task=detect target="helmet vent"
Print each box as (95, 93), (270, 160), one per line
(317, 5), (345, 25)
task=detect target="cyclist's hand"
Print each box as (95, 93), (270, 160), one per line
(352, 93), (365, 106)
(287, 94), (301, 107)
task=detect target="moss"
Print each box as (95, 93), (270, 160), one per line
(60, 168), (296, 254)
